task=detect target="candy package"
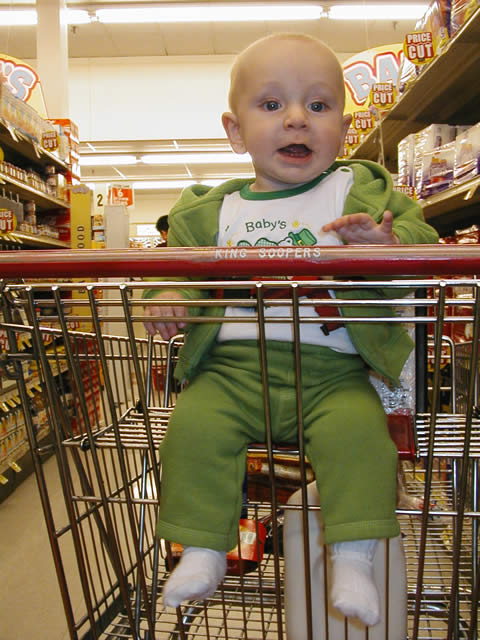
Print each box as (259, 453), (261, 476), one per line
(450, 0), (479, 35)
(454, 122), (480, 184)
(398, 0), (451, 95)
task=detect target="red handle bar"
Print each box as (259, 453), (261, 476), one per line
(0, 245), (479, 279)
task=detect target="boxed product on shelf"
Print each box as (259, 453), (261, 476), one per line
(406, 124), (457, 197)
(450, 0), (480, 35)
(454, 121), (480, 184)
(0, 79), (57, 146)
(419, 140), (456, 197)
(398, 0), (451, 95)
(49, 118), (80, 179)
(397, 134), (416, 189)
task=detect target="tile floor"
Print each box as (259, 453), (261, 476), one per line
(0, 456), (71, 640)
(1, 456), (471, 640)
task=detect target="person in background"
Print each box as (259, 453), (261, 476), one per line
(155, 215), (169, 247)
(143, 32), (439, 626)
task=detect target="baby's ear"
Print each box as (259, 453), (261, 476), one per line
(222, 112), (247, 154)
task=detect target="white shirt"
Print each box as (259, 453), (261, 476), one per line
(216, 167), (357, 354)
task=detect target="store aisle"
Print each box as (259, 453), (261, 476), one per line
(0, 456), (71, 640)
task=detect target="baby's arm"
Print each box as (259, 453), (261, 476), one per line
(144, 290), (187, 340)
(322, 210), (400, 245)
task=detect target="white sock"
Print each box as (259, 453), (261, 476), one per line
(330, 539), (380, 627)
(163, 546), (227, 608)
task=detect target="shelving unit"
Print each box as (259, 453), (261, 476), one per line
(0, 169), (69, 211)
(0, 120), (68, 175)
(351, 9), (480, 171)
(350, 8), (480, 234)
(0, 113), (74, 498)
(0, 229), (69, 249)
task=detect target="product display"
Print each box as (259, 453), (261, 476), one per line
(397, 0), (451, 95)
(397, 122), (480, 198)
(450, 0), (480, 34)
(454, 122), (480, 183)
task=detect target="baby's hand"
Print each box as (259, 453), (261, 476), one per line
(144, 291), (187, 340)
(322, 210), (400, 245)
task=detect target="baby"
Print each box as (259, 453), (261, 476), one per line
(144, 33), (438, 626)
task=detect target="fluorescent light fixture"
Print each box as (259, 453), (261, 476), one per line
(132, 180), (196, 190)
(0, 10), (37, 25)
(95, 4), (324, 24)
(141, 152), (252, 165)
(80, 155), (138, 166)
(328, 4), (427, 20)
(0, 8), (91, 25)
(64, 9), (92, 25)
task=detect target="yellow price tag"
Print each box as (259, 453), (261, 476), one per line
(0, 474), (8, 485)
(9, 461), (21, 473)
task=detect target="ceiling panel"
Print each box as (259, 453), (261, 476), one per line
(0, 4), (417, 60)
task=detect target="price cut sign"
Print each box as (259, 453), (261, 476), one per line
(404, 32), (436, 65)
(108, 184), (134, 207)
(0, 209), (17, 233)
(42, 130), (59, 151)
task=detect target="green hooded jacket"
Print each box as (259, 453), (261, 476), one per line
(144, 159), (439, 384)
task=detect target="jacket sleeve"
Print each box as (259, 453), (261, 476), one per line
(388, 189), (439, 245)
(141, 218), (209, 315)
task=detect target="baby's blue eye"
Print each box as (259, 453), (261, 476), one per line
(263, 101), (280, 111)
(310, 102), (326, 112)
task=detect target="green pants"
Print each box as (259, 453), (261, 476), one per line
(157, 341), (400, 550)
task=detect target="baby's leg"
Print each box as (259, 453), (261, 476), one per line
(301, 354), (400, 626)
(330, 539), (379, 626)
(163, 547), (227, 608)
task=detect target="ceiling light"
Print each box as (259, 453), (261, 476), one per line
(95, 4), (324, 24)
(0, 8), (91, 25)
(0, 10), (37, 25)
(140, 152), (252, 164)
(64, 9), (92, 25)
(80, 155), (138, 166)
(132, 180), (196, 190)
(328, 4), (428, 20)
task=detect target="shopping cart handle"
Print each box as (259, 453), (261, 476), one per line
(1, 245), (480, 278)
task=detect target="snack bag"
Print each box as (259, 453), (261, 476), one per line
(398, 0), (451, 95)
(450, 0), (480, 35)
(454, 122), (480, 184)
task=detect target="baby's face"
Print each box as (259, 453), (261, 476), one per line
(225, 39), (350, 193)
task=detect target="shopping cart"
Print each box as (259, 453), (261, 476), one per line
(0, 245), (479, 640)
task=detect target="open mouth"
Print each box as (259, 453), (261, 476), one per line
(278, 144), (312, 158)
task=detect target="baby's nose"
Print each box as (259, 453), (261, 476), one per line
(284, 105), (308, 128)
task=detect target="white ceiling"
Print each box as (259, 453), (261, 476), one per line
(0, 0), (418, 58)
(0, 1), (419, 187)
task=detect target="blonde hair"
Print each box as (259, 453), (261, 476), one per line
(228, 33), (345, 111)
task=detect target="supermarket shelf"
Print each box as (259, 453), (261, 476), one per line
(0, 230), (69, 249)
(0, 170), (69, 212)
(0, 428), (53, 503)
(350, 8), (480, 171)
(0, 119), (68, 174)
(420, 176), (480, 233)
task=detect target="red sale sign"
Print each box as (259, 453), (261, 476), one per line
(108, 184), (134, 207)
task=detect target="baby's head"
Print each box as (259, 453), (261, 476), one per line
(222, 33), (351, 192)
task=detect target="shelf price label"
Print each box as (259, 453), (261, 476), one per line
(42, 130), (59, 151)
(394, 185), (417, 200)
(0, 208), (17, 233)
(353, 110), (375, 133)
(404, 32), (436, 65)
(370, 82), (396, 108)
